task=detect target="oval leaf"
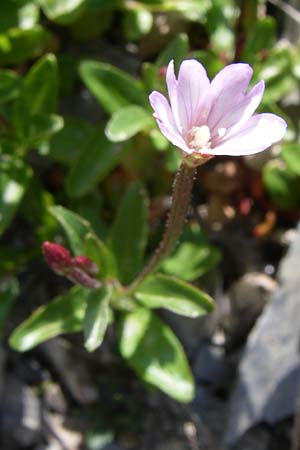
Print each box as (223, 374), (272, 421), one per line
(134, 274), (214, 317)
(13, 53), (59, 137)
(0, 156), (32, 235)
(161, 241), (221, 281)
(49, 205), (95, 255)
(119, 308), (195, 403)
(105, 105), (153, 142)
(0, 69), (21, 103)
(0, 1), (39, 32)
(84, 285), (112, 352)
(109, 182), (148, 285)
(263, 160), (300, 210)
(26, 113), (64, 147)
(49, 117), (93, 166)
(0, 26), (52, 66)
(0, 277), (19, 337)
(79, 60), (147, 114)
(156, 33), (189, 70)
(9, 286), (88, 352)
(39, 0), (85, 24)
(85, 233), (117, 280)
(65, 126), (126, 198)
(281, 143), (300, 176)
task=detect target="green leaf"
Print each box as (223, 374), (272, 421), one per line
(161, 241), (221, 281)
(123, 9), (153, 41)
(49, 117), (93, 165)
(49, 205), (95, 255)
(70, 6), (112, 40)
(105, 105), (153, 142)
(0, 277), (19, 336)
(0, 246), (32, 272)
(0, 1), (40, 33)
(206, 2), (235, 56)
(156, 33), (189, 71)
(0, 26), (52, 66)
(19, 178), (55, 240)
(65, 125), (126, 198)
(242, 16), (276, 63)
(39, 0), (86, 24)
(119, 308), (195, 403)
(79, 60), (147, 114)
(0, 70), (22, 103)
(13, 53), (59, 137)
(74, 191), (108, 240)
(257, 47), (295, 103)
(109, 182), (148, 285)
(84, 285), (112, 352)
(0, 156), (32, 235)
(9, 286), (88, 352)
(263, 159), (300, 210)
(134, 274), (214, 317)
(85, 233), (117, 280)
(281, 142), (300, 176)
(25, 113), (64, 147)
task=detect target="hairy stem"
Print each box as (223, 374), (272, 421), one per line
(127, 159), (196, 291)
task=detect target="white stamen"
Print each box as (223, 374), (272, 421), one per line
(218, 127), (226, 138)
(189, 125), (211, 150)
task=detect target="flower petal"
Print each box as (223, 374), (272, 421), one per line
(178, 59), (212, 131)
(149, 90), (191, 154)
(207, 63), (253, 131)
(166, 60), (182, 133)
(167, 59), (211, 134)
(211, 80), (265, 141)
(207, 113), (287, 156)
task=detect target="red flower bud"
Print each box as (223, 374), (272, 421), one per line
(72, 255), (99, 275)
(69, 267), (101, 289)
(42, 241), (101, 289)
(42, 241), (72, 276)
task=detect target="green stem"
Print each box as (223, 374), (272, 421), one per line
(127, 159), (196, 291)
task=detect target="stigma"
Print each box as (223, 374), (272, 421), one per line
(189, 125), (211, 151)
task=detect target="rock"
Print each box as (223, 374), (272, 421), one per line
(43, 382), (68, 414)
(43, 412), (82, 450)
(35, 440), (64, 450)
(0, 377), (41, 448)
(193, 343), (232, 388)
(231, 426), (271, 450)
(40, 339), (99, 405)
(156, 439), (190, 450)
(192, 386), (228, 448)
(224, 272), (277, 349)
(225, 225), (300, 445)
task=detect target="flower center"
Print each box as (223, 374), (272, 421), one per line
(189, 125), (211, 151)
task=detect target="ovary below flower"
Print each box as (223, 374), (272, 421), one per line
(149, 59), (287, 160)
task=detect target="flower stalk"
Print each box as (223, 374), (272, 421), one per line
(129, 158), (202, 290)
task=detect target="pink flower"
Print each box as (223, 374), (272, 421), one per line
(42, 241), (101, 289)
(149, 60), (287, 160)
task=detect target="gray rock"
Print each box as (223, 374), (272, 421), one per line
(0, 377), (41, 448)
(193, 344), (232, 388)
(192, 386), (228, 447)
(43, 382), (68, 414)
(225, 272), (277, 348)
(225, 225), (300, 445)
(43, 412), (82, 450)
(40, 339), (98, 405)
(231, 426), (270, 450)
